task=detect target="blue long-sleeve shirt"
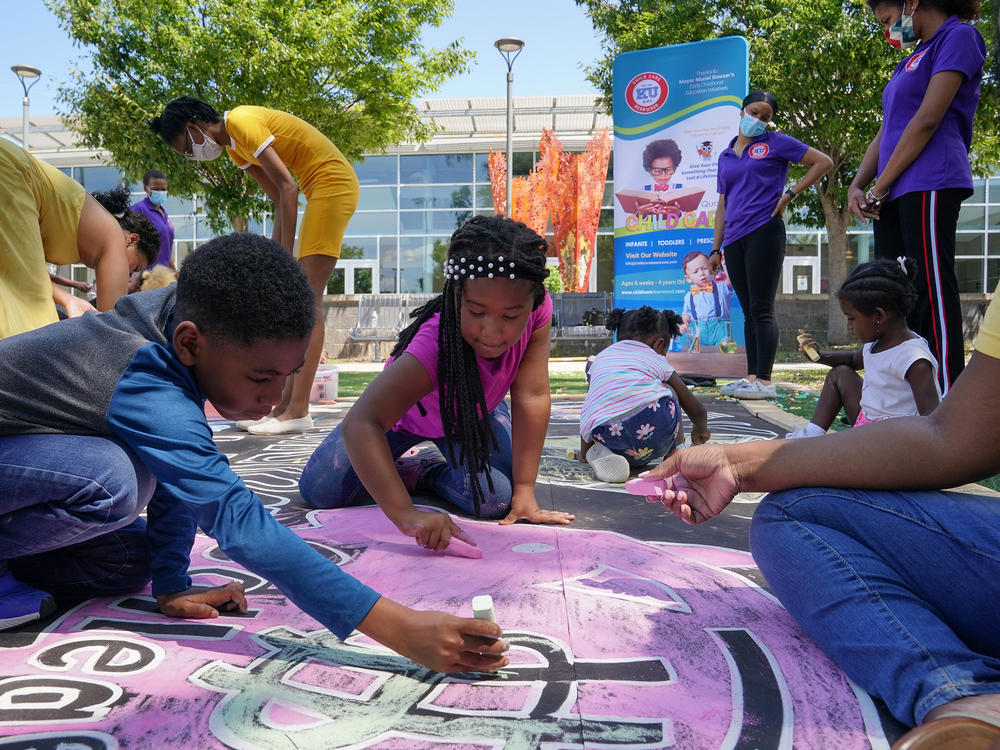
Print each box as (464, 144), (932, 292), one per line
(0, 287), (379, 639)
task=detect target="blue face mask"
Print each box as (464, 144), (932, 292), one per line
(739, 113), (767, 138)
(884, 5), (917, 49)
(149, 190), (168, 206)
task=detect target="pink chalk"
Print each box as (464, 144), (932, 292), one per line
(441, 536), (483, 559)
(626, 477), (669, 499)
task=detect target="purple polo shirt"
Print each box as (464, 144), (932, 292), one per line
(878, 16), (985, 199)
(130, 196), (175, 267)
(716, 131), (809, 246)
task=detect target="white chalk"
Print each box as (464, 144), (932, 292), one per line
(472, 594), (496, 623)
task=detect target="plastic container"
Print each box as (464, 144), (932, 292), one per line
(310, 365), (339, 403)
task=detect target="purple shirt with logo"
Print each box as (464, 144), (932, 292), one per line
(879, 16), (984, 199)
(130, 196), (175, 267)
(716, 131), (809, 246)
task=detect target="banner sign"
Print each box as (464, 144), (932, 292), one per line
(612, 38), (749, 358)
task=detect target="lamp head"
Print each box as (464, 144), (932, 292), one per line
(11, 64), (41, 79)
(494, 38), (525, 53)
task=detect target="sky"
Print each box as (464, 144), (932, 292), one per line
(0, 0), (604, 118)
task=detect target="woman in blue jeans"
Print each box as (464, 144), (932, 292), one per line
(637, 288), (1000, 746)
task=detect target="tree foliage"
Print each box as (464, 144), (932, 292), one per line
(577, 0), (1000, 340)
(48, 0), (473, 230)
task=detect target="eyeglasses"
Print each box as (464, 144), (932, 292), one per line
(649, 166), (675, 176)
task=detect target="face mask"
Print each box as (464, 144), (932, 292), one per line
(187, 126), (224, 161)
(739, 113), (767, 138)
(149, 190), (168, 206)
(885, 5), (917, 49)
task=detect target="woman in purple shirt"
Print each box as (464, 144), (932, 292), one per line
(849, 0), (985, 395)
(130, 169), (175, 270)
(709, 91), (832, 400)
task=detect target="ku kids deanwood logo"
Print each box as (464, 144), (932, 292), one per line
(625, 72), (669, 114)
(748, 143), (770, 159)
(906, 50), (928, 72)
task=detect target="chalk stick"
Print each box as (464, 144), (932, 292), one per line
(472, 594), (496, 623)
(443, 536), (483, 559)
(625, 477), (669, 497)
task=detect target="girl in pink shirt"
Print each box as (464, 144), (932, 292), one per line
(300, 216), (574, 552)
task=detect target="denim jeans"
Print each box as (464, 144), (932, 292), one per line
(299, 401), (514, 519)
(750, 487), (1000, 727)
(0, 434), (156, 601)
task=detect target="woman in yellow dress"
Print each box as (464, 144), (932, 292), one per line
(151, 97), (360, 435)
(0, 139), (156, 339)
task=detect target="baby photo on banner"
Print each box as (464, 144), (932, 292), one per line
(612, 37), (748, 374)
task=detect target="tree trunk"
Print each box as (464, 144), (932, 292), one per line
(819, 195), (851, 344)
(230, 216), (249, 233)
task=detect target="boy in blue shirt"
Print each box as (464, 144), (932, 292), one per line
(0, 233), (506, 674)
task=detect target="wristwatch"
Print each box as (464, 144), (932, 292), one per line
(784, 188), (797, 201)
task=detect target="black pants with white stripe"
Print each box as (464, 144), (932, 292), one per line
(873, 188), (968, 394)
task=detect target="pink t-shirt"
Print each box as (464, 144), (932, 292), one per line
(389, 292), (553, 438)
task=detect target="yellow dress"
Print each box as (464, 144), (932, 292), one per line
(0, 138), (86, 338)
(224, 106), (359, 258)
(974, 281), (1000, 358)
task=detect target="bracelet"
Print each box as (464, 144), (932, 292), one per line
(784, 188), (797, 201)
(709, 249), (722, 257)
(864, 186), (889, 207)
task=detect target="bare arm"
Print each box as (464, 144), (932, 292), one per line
(771, 147), (833, 217)
(75, 193), (129, 311)
(848, 126), (884, 220)
(709, 193), (726, 273)
(501, 320), (575, 525)
(666, 372), (709, 445)
(643, 349), (1000, 524)
(905, 358), (942, 416)
(246, 146), (299, 252)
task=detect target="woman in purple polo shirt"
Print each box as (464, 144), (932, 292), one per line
(709, 91), (833, 400)
(130, 169), (175, 271)
(849, 0), (985, 395)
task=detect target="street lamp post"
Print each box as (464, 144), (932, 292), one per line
(10, 64), (42, 151)
(494, 38), (524, 217)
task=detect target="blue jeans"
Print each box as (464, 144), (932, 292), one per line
(750, 487), (1000, 727)
(0, 434), (156, 601)
(299, 401), (514, 519)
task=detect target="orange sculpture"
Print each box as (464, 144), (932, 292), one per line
(489, 128), (610, 292)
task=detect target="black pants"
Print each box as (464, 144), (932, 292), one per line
(873, 188), (967, 394)
(723, 216), (786, 381)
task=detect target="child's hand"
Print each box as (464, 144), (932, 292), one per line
(358, 598), (509, 674)
(500, 488), (575, 526)
(690, 425), (711, 445)
(395, 507), (476, 553)
(156, 582), (247, 619)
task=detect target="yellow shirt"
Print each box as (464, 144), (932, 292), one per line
(223, 106), (354, 198)
(974, 281), (1000, 359)
(0, 138), (86, 338)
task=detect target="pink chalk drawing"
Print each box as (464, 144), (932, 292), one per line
(0, 507), (891, 748)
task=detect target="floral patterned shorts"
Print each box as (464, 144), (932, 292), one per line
(590, 394), (681, 467)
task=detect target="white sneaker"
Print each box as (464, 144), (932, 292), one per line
(247, 416), (314, 435)
(235, 417), (272, 431)
(719, 378), (750, 397)
(786, 423), (826, 439)
(732, 381), (777, 400)
(585, 442), (630, 483)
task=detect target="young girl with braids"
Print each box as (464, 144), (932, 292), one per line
(579, 306), (710, 483)
(788, 257), (940, 439)
(299, 215), (574, 551)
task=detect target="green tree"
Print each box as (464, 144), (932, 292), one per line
(577, 0), (1000, 341)
(48, 0), (473, 232)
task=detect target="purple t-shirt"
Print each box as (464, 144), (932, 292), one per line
(716, 131), (809, 246)
(389, 292), (553, 438)
(130, 197), (175, 267)
(878, 16), (985, 199)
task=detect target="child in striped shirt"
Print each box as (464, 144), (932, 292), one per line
(579, 306), (710, 483)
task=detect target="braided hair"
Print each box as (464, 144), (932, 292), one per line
(866, 0), (979, 20)
(390, 215), (549, 516)
(149, 96), (222, 144)
(91, 185), (159, 266)
(837, 257), (918, 319)
(605, 306), (683, 345)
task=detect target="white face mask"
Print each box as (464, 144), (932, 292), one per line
(186, 125), (224, 161)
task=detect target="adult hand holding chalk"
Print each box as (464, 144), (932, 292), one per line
(626, 476), (669, 501)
